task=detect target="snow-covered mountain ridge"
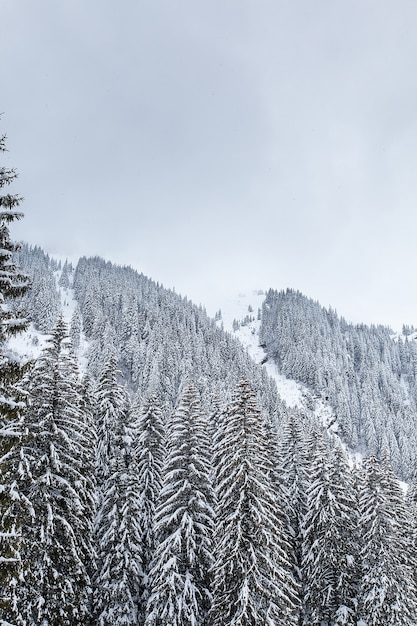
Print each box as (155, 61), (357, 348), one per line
(9, 265), (330, 421)
(10, 245), (417, 482)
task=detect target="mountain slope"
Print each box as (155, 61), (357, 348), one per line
(259, 288), (417, 479)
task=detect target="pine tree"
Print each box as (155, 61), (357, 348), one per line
(406, 470), (417, 592)
(76, 371), (98, 596)
(357, 455), (417, 625)
(0, 130), (30, 621)
(58, 259), (71, 289)
(70, 305), (82, 353)
(132, 393), (166, 620)
(93, 389), (143, 625)
(16, 316), (94, 625)
(211, 379), (299, 626)
(145, 383), (214, 626)
(94, 353), (128, 504)
(278, 411), (310, 595)
(30, 273), (60, 332)
(301, 440), (358, 626)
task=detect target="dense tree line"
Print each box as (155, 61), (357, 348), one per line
(4, 323), (417, 624)
(71, 256), (282, 420)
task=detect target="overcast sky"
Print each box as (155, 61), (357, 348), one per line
(3, 1), (417, 330)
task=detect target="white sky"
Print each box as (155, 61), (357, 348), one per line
(3, 0), (417, 330)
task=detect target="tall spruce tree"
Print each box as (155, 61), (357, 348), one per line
(93, 387), (143, 626)
(357, 455), (417, 626)
(15, 316), (94, 625)
(92, 355), (144, 624)
(94, 353), (128, 505)
(278, 411), (310, 597)
(132, 393), (166, 620)
(145, 383), (214, 626)
(301, 440), (358, 626)
(0, 130), (30, 622)
(211, 379), (299, 626)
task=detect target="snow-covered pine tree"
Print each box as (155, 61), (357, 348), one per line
(380, 454), (415, 566)
(0, 130), (30, 621)
(357, 455), (417, 626)
(145, 383), (214, 626)
(406, 470), (417, 592)
(16, 316), (94, 625)
(131, 393), (166, 621)
(29, 273), (60, 332)
(211, 379), (299, 626)
(58, 259), (71, 289)
(93, 378), (143, 626)
(301, 440), (358, 626)
(94, 353), (128, 506)
(278, 412), (310, 601)
(93, 352), (136, 623)
(70, 305), (82, 353)
(76, 371), (98, 590)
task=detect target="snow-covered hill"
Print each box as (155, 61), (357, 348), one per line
(215, 290), (339, 428)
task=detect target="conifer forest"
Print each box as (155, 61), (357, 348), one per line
(3, 134), (417, 626)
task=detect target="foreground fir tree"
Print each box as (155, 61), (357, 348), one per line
(211, 379), (299, 626)
(146, 383), (214, 626)
(406, 471), (417, 592)
(132, 393), (166, 620)
(301, 440), (358, 626)
(357, 455), (417, 626)
(0, 130), (30, 621)
(16, 317), (94, 625)
(94, 353), (129, 507)
(93, 384), (143, 626)
(278, 411), (310, 595)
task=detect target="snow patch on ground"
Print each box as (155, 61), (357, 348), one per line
(7, 323), (50, 364)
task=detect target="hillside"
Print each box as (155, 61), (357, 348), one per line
(12, 245), (417, 479)
(3, 243), (417, 625)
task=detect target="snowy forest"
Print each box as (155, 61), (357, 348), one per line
(3, 135), (417, 626)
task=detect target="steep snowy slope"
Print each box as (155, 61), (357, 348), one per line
(216, 289), (338, 428)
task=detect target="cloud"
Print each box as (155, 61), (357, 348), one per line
(4, 0), (417, 329)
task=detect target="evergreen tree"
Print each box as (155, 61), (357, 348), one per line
(77, 371), (98, 590)
(0, 130), (30, 620)
(357, 455), (417, 625)
(16, 317), (94, 625)
(145, 383), (214, 626)
(29, 273), (60, 332)
(93, 388), (143, 626)
(132, 393), (166, 620)
(277, 411), (311, 625)
(406, 470), (417, 590)
(211, 379), (299, 626)
(59, 259), (71, 289)
(94, 353), (128, 504)
(301, 440), (358, 626)
(70, 305), (82, 353)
